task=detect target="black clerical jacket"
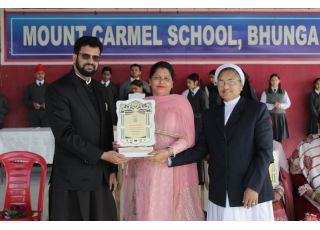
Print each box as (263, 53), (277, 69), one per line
(45, 70), (116, 191)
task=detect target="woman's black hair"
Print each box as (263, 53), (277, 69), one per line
(149, 61), (175, 81)
(267, 73), (284, 94)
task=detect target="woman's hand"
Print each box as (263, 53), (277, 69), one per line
(243, 188), (259, 208)
(274, 102), (281, 110)
(148, 149), (170, 164)
(273, 190), (282, 201)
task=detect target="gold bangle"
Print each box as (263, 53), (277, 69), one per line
(276, 189), (284, 198)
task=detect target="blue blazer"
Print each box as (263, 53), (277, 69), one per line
(171, 96), (274, 207)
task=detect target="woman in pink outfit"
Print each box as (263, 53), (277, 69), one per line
(123, 61), (204, 221)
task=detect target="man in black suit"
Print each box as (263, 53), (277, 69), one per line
(169, 63), (274, 220)
(46, 36), (127, 221)
(100, 66), (119, 125)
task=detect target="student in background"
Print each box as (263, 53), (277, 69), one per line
(100, 66), (119, 125)
(183, 73), (209, 185)
(260, 73), (291, 142)
(308, 77), (320, 134)
(119, 64), (150, 100)
(23, 64), (49, 127)
(127, 79), (151, 99)
(0, 94), (9, 129)
(204, 69), (221, 109)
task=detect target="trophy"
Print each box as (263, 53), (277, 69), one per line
(116, 98), (155, 158)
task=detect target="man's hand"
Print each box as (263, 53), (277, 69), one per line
(243, 188), (259, 208)
(112, 141), (119, 151)
(101, 151), (128, 164)
(41, 103), (46, 109)
(109, 172), (118, 192)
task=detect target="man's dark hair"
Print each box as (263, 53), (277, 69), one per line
(102, 66), (112, 74)
(74, 36), (103, 54)
(130, 64), (142, 71)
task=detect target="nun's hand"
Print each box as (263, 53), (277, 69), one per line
(148, 149), (170, 164)
(242, 188), (259, 208)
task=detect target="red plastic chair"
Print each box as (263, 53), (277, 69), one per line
(0, 151), (47, 221)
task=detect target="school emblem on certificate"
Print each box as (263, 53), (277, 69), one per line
(116, 99), (155, 157)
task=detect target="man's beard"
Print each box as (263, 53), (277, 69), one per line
(75, 58), (97, 77)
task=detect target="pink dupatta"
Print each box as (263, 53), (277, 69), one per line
(122, 94), (204, 220)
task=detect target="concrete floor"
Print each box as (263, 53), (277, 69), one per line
(0, 165), (51, 221)
(0, 164), (208, 221)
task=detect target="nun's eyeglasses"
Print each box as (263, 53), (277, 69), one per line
(217, 79), (241, 87)
(78, 52), (100, 62)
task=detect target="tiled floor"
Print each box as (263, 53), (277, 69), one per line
(0, 165), (51, 220)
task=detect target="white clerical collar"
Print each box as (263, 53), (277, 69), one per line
(130, 77), (140, 82)
(75, 73), (91, 85)
(224, 96), (241, 125)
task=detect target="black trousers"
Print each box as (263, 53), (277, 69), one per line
(49, 184), (117, 221)
(29, 110), (49, 127)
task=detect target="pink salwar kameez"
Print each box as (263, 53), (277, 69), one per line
(123, 94), (204, 221)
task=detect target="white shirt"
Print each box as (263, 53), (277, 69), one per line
(101, 80), (110, 87)
(36, 80), (44, 86)
(130, 77), (140, 82)
(260, 90), (291, 110)
(181, 87), (200, 97)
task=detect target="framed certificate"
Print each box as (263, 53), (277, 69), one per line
(116, 99), (155, 157)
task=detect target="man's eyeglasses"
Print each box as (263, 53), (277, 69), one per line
(217, 79), (241, 88)
(78, 52), (100, 62)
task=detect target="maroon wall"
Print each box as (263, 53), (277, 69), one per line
(0, 63), (316, 157)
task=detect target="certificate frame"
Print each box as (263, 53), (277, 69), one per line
(116, 99), (155, 157)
